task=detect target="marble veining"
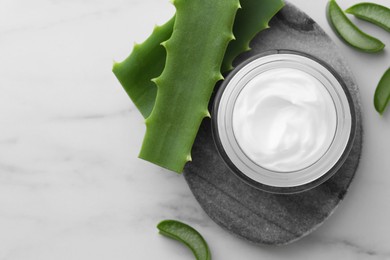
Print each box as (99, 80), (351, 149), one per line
(0, 0), (390, 259)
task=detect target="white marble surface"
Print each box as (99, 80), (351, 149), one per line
(0, 0), (389, 259)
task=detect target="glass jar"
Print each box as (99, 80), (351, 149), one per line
(212, 50), (356, 194)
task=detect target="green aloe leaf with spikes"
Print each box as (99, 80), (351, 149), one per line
(140, 0), (241, 172)
(113, 0), (284, 172)
(113, 0), (284, 119)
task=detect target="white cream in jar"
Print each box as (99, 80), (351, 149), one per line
(214, 53), (353, 191)
(232, 68), (337, 172)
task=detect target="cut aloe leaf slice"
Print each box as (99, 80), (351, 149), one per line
(157, 220), (211, 260)
(374, 68), (390, 115)
(346, 2), (390, 32)
(327, 0), (385, 53)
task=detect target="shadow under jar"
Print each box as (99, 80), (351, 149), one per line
(212, 51), (356, 194)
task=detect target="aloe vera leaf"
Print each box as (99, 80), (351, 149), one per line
(221, 0), (284, 72)
(139, 0), (240, 172)
(374, 68), (390, 115)
(113, 0), (284, 119)
(112, 17), (175, 118)
(327, 0), (385, 53)
(157, 220), (211, 260)
(346, 3), (390, 32)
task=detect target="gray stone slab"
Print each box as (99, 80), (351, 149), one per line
(183, 2), (362, 245)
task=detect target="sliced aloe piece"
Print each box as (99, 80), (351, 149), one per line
(157, 220), (211, 260)
(346, 2), (390, 32)
(327, 0), (385, 53)
(374, 68), (390, 115)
